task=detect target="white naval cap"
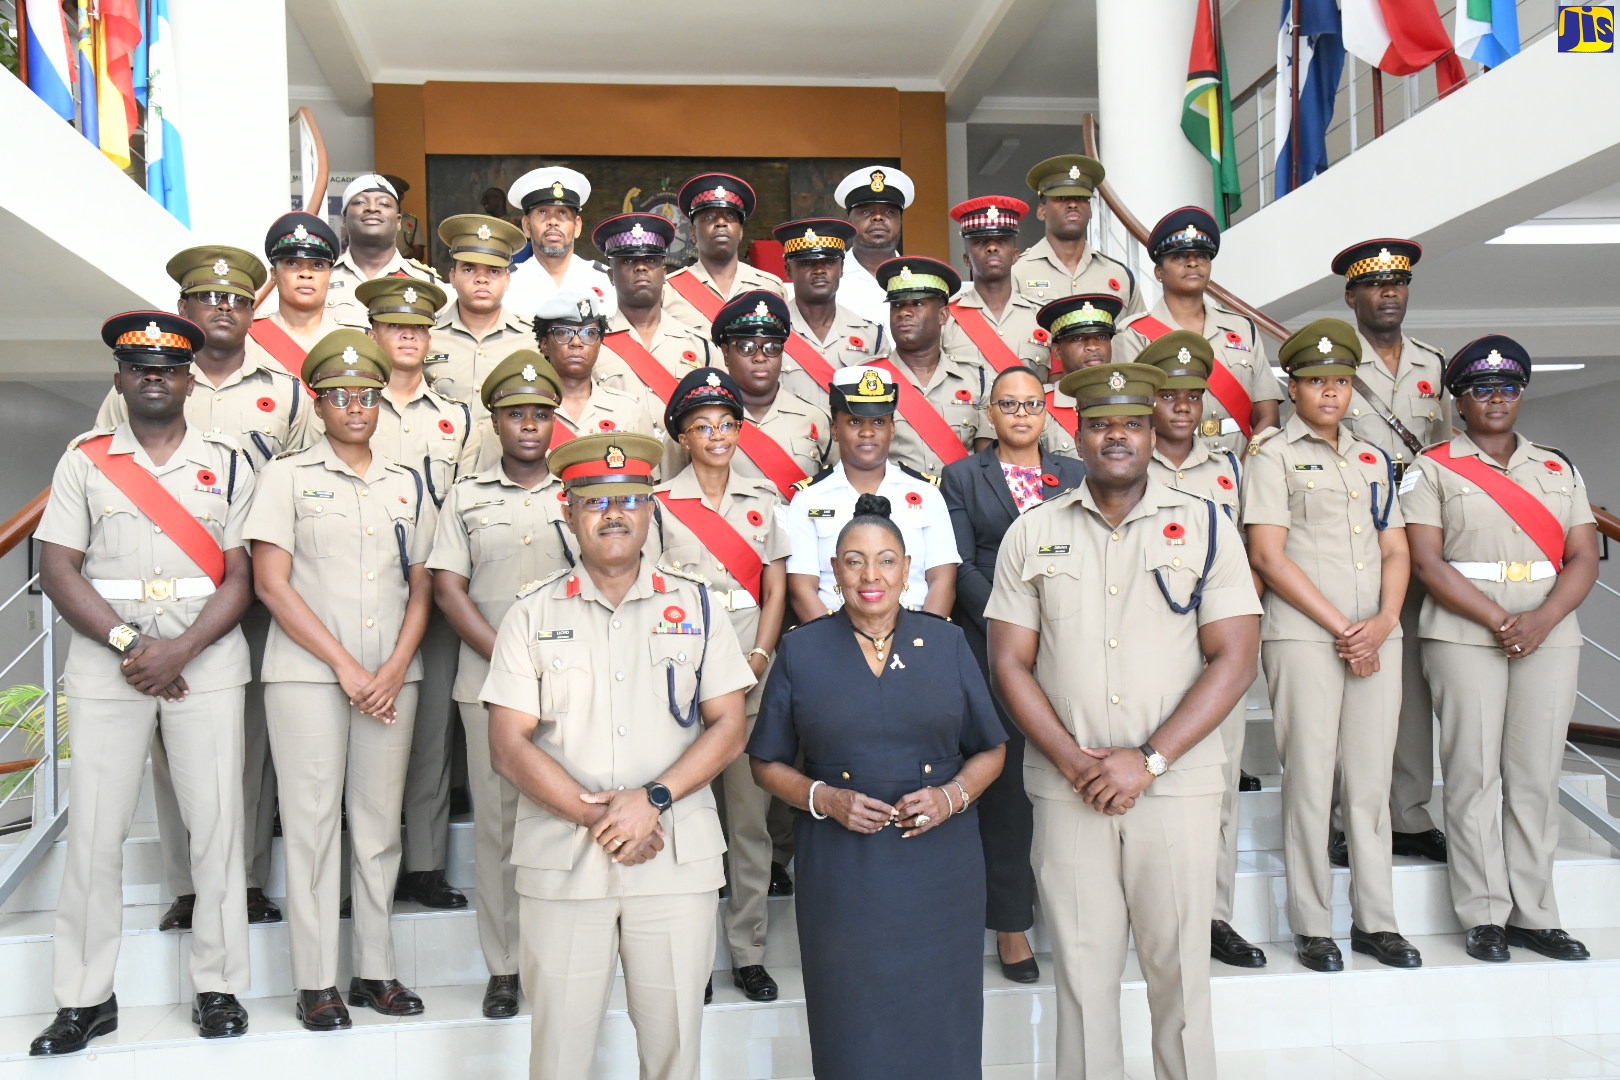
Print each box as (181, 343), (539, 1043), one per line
(834, 165), (915, 210)
(341, 173), (398, 207)
(534, 288), (602, 323)
(508, 167), (592, 212)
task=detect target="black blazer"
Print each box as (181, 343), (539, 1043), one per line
(940, 445), (1086, 657)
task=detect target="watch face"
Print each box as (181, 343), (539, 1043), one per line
(108, 624), (138, 652)
(645, 782), (673, 809)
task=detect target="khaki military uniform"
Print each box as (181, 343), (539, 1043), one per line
(785, 299), (884, 403)
(1010, 237), (1145, 318)
(942, 285), (1053, 383)
(651, 468), (789, 971)
(1345, 331), (1452, 836)
(596, 311), (715, 392)
(324, 248), (441, 325)
(661, 262), (785, 338)
(427, 465), (573, 978)
(664, 388), (833, 483)
(1240, 415), (1406, 938)
(985, 481), (1260, 1080)
(1115, 300), (1283, 455)
(425, 304), (535, 417)
(245, 309), (364, 370)
(556, 382), (663, 444)
(245, 439), (436, 989)
(1402, 433), (1592, 930)
(38, 425), (254, 1006)
(885, 351), (995, 477)
(481, 561), (755, 1080)
(1037, 384), (1081, 459)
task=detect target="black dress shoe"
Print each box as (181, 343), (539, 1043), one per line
(1350, 926), (1422, 968)
(159, 893), (195, 932)
(1295, 935), (1344, 972)
(192, 992), (249, 1038)
(704, 976), (713, 1005)
(349, 977), (424, 1015)
(733, 965), (779, 1001)
(246, 887), (282, 924)
(1239, 771), (1262, 792)
(394, 869), (468, 909)
(296, 987), (352, 1031)
(768, 862), (794, 897)
(1392, 828), (1448, 863)
(1211, 920), (1267, 968)
(29, 995), (117, 1055)
(1466, 924), (1511, 963)
(1506, 925), (1591, 961)
(1327, 832), (1349, 869)
(481, 974), (521, 1018)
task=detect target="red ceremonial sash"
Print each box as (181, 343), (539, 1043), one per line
(247, 319), (315, 396)
(869, 359), (970, 468)
(77, 435), (226, 586)
(1421, 444), (1567, 571)
(665, 273), (839, 393)
(1132, 314), (1252, 438)
(549, 421), (577, 449)
(653, 492), (765, 603)
(948, 303), (1023, 373)
(1046, 390), (1078, 438)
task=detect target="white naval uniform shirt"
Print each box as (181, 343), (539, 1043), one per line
(838, 249), (895, 329)
(505, 252), (616, 321)
(784, 461), (959, 613)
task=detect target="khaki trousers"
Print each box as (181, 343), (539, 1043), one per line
(1265, 638), (1400, 937)
(54, 687), (249, 1006)
(265, 681), (418, 989)
(1034, 792), (1220, 1080)
(1389, 586), (1439, 833)
(153, 608), (277, 894)
(1425, 641), (1578, 930)
(519, 891), (716, 1080)
(458, 700), (520, 976)
(402, 613), (458, 871)
(716, 715), (771, 968)
(1212, 698), (1247, 923)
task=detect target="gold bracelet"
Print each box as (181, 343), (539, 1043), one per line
(748, 648), (771, 662)
(950, 779), (970, 813)
(937, 784), (956, 817)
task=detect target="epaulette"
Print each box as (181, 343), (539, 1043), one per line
(200, 430), (246, 454)
(782, 612), (837, 636)
(899, 463), (942, 487)
(793, 465), (836, 492)
(516, 567), (571, 600)
(1418, 440), (1447, 456)
(1531, 442), (1576, 470)
(66, 428), (115, 451)
(656, 562), (710, 587)
(407, 258), (443, 280)
(272, 447), (303, 461)
(589, 259), (610, 274)
(1409, 337), (1446, 359)
(1245, 427), (1283, 456)
(912, 609), (954, 623)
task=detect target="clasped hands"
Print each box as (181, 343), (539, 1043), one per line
(1065, 746), (1153, 816)
(120, 636), (194, 702)
(582, 788), (666, 866)
(819, 785), (952, 838)
(1335, 612), (1398, 677)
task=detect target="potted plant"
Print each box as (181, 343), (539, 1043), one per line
(0, 685), (70, 834)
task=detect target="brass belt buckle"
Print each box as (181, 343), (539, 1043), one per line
(1199, 419), (1222, 437)
(144, 578), (173, 601)
(1505, 561), (1531, 583)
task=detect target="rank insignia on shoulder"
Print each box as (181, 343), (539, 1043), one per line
(1037, 544), (1070, 555)
(301, 489), (335, 498)
(807, 508), (837, 518)
(535, 629), (574, 641)
(1292, 464), (1324, 471)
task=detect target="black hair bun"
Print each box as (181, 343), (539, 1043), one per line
(853, 493), (893, 518)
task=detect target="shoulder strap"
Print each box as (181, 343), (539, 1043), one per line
(653, 491), (767, 603)
(78, 435), (226, 586)
(601, 330), (679, 406)
(666, 272), (725, 323)
(1132, 315), (1252, 436)
(1045, 389), (1078, 438)
(1350, 372), (1424, 455)
(868, 358), (970, 468)
(1152, 498), (1218, 614)
(1422, 444), (1567, 570)
(947, 303), (1023, 373)
(247, 320), (315, 396)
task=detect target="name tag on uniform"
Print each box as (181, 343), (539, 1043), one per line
(329, 281), (346, 289)
(535, 629), (574, 641)
(808, 508), (837, 518)
(302, 489), (335, 498)
(1024, 279), (1051, 289)
(1038, 544), (1070, 555)
(1292, 464), (1324, 472)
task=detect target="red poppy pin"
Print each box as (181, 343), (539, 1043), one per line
(849, 335), (866, 350)
(663, 605), (686, 623)
(1358, 452), (1378, 465)
(682, 350), (697, 363)
(1032, 328), (1050, 345)
(1108, 278), (1121, 291)
(1417, 380), (1434, 396)
(1225, 331), (1243, 346)
(599, 420), (617, 432)
(438, 419), (455, 434)
(196, 469), (217, 486)
(809, 423), (819, 440)
(747, 510), (764, 526)
(591, 286), (603, 298)
(256, 396), (276, 413)
(954, 389), (973, 403)
(1041, 473), (1059, 487)
(1545, 459), (1564, 472)
(905, 491), (924, 506)
(1217, 475), (1235, 490)
(557, 491), (568, 502)
(1163, 522), (1185, 539)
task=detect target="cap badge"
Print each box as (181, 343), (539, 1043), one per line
(1317, 336), (1333, 354)
(1486, 349), (1503, 367)
(870, 170), (886, 192)
(705, 372), (721, 387)
(144, 321), (162, 340)
(899, 265), (914, 282)
(403, 286), (418, 305)
(1108, 370), (1126, 392)
(986, 206), (1001, 222)
(476, 223), (492, 240)
(630, 223), (645, 238)
(520, 364), (538, 382)
(605, 444), (627, 470)
(577, 298), (592, 319)
(804, 227), (818, 243)
(710, 186), (727, 202)
(1181, 225), (1200, 239)
(750, 301), (767, 318)
(293, 223), (309, 241)
(212, 258), (229, 276)
(341, 345), (359, 364)
(551, 181), (565, 199)
(1377, 247), (1393, 265)
(1068, 164), (1081, 180)
(1079, 301), (1097, 318)
(1176, 347), (1191, 362)
(857, 370), (886, 397)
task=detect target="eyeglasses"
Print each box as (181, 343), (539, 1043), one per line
(571, 494), (649, 512)
(321, 387), (381, 408)
(546, 326), (603, 345)
(729, 340), (785, 358)
(989, 398), (1046, 415)
(684, 420), (740, 439)
(190, 291), (253, 309)
(1462, 384), (1524, 402)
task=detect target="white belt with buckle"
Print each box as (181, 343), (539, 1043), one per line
(91, 577), (217, 602)
(1448, 560), (1556, 584)
(709, 587), (758, 612)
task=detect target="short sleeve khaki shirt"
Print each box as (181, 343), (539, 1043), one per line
(373, 381), (484, 506)
(1346, 331), (1452, 468)
(1149, 441), (1243, 524)
(886, 351), (995, 477)
(425, 304), (535, 418)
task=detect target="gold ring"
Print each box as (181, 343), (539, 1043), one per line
(1515, 644), (1523, 653)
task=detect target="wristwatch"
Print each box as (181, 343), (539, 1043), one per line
(107, 623), (141, 655)
(1140, 743), (1169, 778)
(643, 781), (673, 812)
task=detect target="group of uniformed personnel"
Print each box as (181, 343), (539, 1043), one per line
(26, 153), (1597, 1080)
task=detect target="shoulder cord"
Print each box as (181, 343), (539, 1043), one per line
(1370, 445), (1395, 531)
(1152, 498), (1218, 615)
(668, 583), (712, 728)
(395, 467), (425, 582)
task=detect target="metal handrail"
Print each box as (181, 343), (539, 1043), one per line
(0, 569), (68, 905)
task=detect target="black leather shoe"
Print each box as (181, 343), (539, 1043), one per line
(394, 869), (468, 909)
(1506, 925), (1590, 961)
(296, 987), (351, 1031)
(192, 992), (248, 1038)
(1350, 926), (1422, 968)
(481, 974), (521, 1018)
(245, 887), (282, 924)
(348, 977), (424, 1015)
(1239, 771), (1262, 792)
(159, 893), (195, 931)
(768, 862), (794, 897)
(1465, 924), (1511, 963)
(1392, 828), (1448, 862)
(733, 965), (779, 1002)
(29, 996), (117, 1055)
(1211, 920), (1267, 968)
(1327, 832), (1349, 869)
(1295, 935), (1344, 972)
(704, 976), (713, 1004)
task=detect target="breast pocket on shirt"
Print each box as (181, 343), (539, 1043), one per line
(1020, 554), (1084, 621)
(294, 498), (350, 559)
(93, 501), (145, 557)
(424, 451), (459, 505)
(1532, 468), (1576, 523)
(462, 503), (515, 564)
(1143, 544), (1204, 613)
(649, 634), (700, 715)
(536, 646), (591, 720)
(1285, 469), (1338, 526)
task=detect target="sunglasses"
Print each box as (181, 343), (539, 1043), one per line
(1461, 383), (1523, 402)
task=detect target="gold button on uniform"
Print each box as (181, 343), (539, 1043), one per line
(1352, 526), (1362, 535)
(1111, 532), (1120, 542)
(924, 764), (933, 774)
(1171, 558), (1182, 568)
(523, 536), (532, 545)
(1349, 490), (1359, 499)
(360, 489), (369, 497)
(1108, 585), (1118, 595)
(365, 526), (374, 535)
(366, 571), (375, 580)
(1337, 460), (1348, 468)
(365, 617), (375, 628)
(1110, 694), (1120, 704)
(841, 771), (851, 780)
(1108, 639), (1118, 648)
(1354, 562), (1364, 571)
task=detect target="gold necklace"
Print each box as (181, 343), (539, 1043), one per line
(850, 622), (897, 661)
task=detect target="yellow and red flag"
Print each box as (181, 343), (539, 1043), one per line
(1182, 0), (1241, 226)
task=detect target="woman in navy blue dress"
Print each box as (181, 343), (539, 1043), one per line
(748, 494), (1006, 1079)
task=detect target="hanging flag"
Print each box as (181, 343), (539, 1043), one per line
(1455, 0), (1521, 68)
(23, 0), (77, 121)
(93, 0), (142, 169)
(1274, 0), (1345, 198)
(1181, 0), (1242, 226)
(145, 0), (190, 226)
(75, 0), (99, 149)
(1341, 0), (1468, 97)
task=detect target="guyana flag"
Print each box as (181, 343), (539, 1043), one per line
(1182, 0), (1241, 226)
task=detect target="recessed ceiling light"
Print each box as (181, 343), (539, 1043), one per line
(1487, 223), (1620, 245)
